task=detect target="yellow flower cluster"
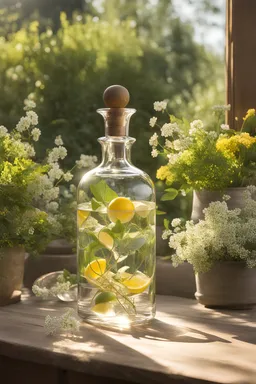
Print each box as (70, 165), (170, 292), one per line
(216, 133), (256, 159)
(243, 109), (255, 120)
(156, 165), (174, 184)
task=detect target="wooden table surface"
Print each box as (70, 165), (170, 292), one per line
(0, 293), (255, 384)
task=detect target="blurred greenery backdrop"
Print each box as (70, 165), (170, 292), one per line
(0, 0), (225, 227)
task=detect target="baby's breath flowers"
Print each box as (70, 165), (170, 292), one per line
(167, 187), (256, 273)
(149, 132), (158, 147)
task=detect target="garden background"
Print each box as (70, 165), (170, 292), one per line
(0, 0), (225, 223)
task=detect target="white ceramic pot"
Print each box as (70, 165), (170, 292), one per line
(195, 261), (256, 309)
(191, 187), (246, 221)
(0, 247), (25, 306)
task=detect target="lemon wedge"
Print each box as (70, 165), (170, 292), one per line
(84, 258), (106, 281)
(98, 230), (114, 250)
(77, 209), (90, 227)
(120, 271), (151, 294)
(107, 197), (135, 223)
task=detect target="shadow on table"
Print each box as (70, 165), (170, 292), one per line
(95, 318), (230, 344)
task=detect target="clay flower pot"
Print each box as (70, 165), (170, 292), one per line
(0, 247), (25, 306)
(195, 261), (256, 309)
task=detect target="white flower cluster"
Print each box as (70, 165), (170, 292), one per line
(54, 135), (63, 146)
(0, 125), (8, 138)
(31, 128), (41, 141)
(32, 278), (72, 300)
(149, 117), (157, 127)
(154, 100), (167, 112)
(220, 124), (230, 131)
(161, 122), (179, 137)
(48, 146), (67, 163)
(44, 309), (80, 336)
(24, 99), (36, 111)
(169, 187), (256, 273)
(48, 163), (63, 181)
(149, 133), (158, 147)
(151, 148), (158, 158)
(76, 154), (98, 169)
(189, 119), (204, 135)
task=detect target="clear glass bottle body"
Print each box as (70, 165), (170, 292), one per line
(77, 109), (156, 328)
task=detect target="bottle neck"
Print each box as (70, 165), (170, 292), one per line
(98, 137), (135, 167)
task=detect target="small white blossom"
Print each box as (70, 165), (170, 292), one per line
(63, 171), (73, 182)
(48, 146), (67, 163)
(76, 154), (97, 169)
(154, 100), (167, 112)
(167, 153), (180, 164)
(24, 99), (36, 111)
(151, 148), (158, 158)
(173, 139), (182, 151)
(162, 229), (172, 240)
(0, 126), (8, 138)
(26, 110), (38, 125)
(165, 139), (173, 149)
(149, 133), (158, 147)
(31, 128), (41, 141)
(46, 201), (59, 212)
(54, 135), (63, 146)
(23, 143), (35, 157)
(161, 122), (179, 137)
(189, 119), (203, 135)
(16, 116), (31, 132)
(171, 218), (181, 227)
(149, 117), (157, 127)
(181, 189), (186, 196)
(220, 124), (230, 131)
(69, 184), (76, 193)
(28, 227), (34, 235)
(207, 131), (218, 139)
(48, 163), (63, 181)
(212, 104), (231, 111)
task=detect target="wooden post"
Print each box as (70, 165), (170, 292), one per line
(226, 0), (256, 127)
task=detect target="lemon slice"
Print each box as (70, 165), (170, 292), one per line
(77, 209), (90, 227)
(98, 230), (114, 250)
(84, 258), (106, 281)
(120, 272), (151, 294)
(91, 302), (115, 315)
(107, 197), (135, 223)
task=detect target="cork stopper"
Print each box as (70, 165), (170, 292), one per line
(103, 85), (130, 136)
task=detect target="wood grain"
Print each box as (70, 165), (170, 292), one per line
(0, 293), (255, 384)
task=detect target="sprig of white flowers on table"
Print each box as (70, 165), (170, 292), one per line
(45, 309), (80, 336)
(164, 186), (256, 273)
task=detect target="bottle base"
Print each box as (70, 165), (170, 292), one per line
(78, 305), (155, 330)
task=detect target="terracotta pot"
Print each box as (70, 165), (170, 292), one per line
(0, 247), (25, 306)
(191, 187), (246, 221)
(195, 261), (256, 309)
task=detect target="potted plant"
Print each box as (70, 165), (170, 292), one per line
(0, 98), (97, 306)
(165, 187), (256, 308)
(148, 103), (256, 220)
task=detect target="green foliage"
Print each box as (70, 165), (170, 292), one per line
(90, 180), (118, 205)
(0, 11), (218, 178)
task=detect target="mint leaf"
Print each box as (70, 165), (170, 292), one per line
(163, 219), (170, 230)
(161, 189), (178, 201)
(91, 197), (102, 210)
(156, 209), (166, 215)
(90, 180), (118, 204)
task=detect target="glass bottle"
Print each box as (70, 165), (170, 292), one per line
(77, 85), (156, 328)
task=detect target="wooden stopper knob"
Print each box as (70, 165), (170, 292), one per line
(103, 85), (130, 108)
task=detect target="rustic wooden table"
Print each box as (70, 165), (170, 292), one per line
(0, 292), (255, 384)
